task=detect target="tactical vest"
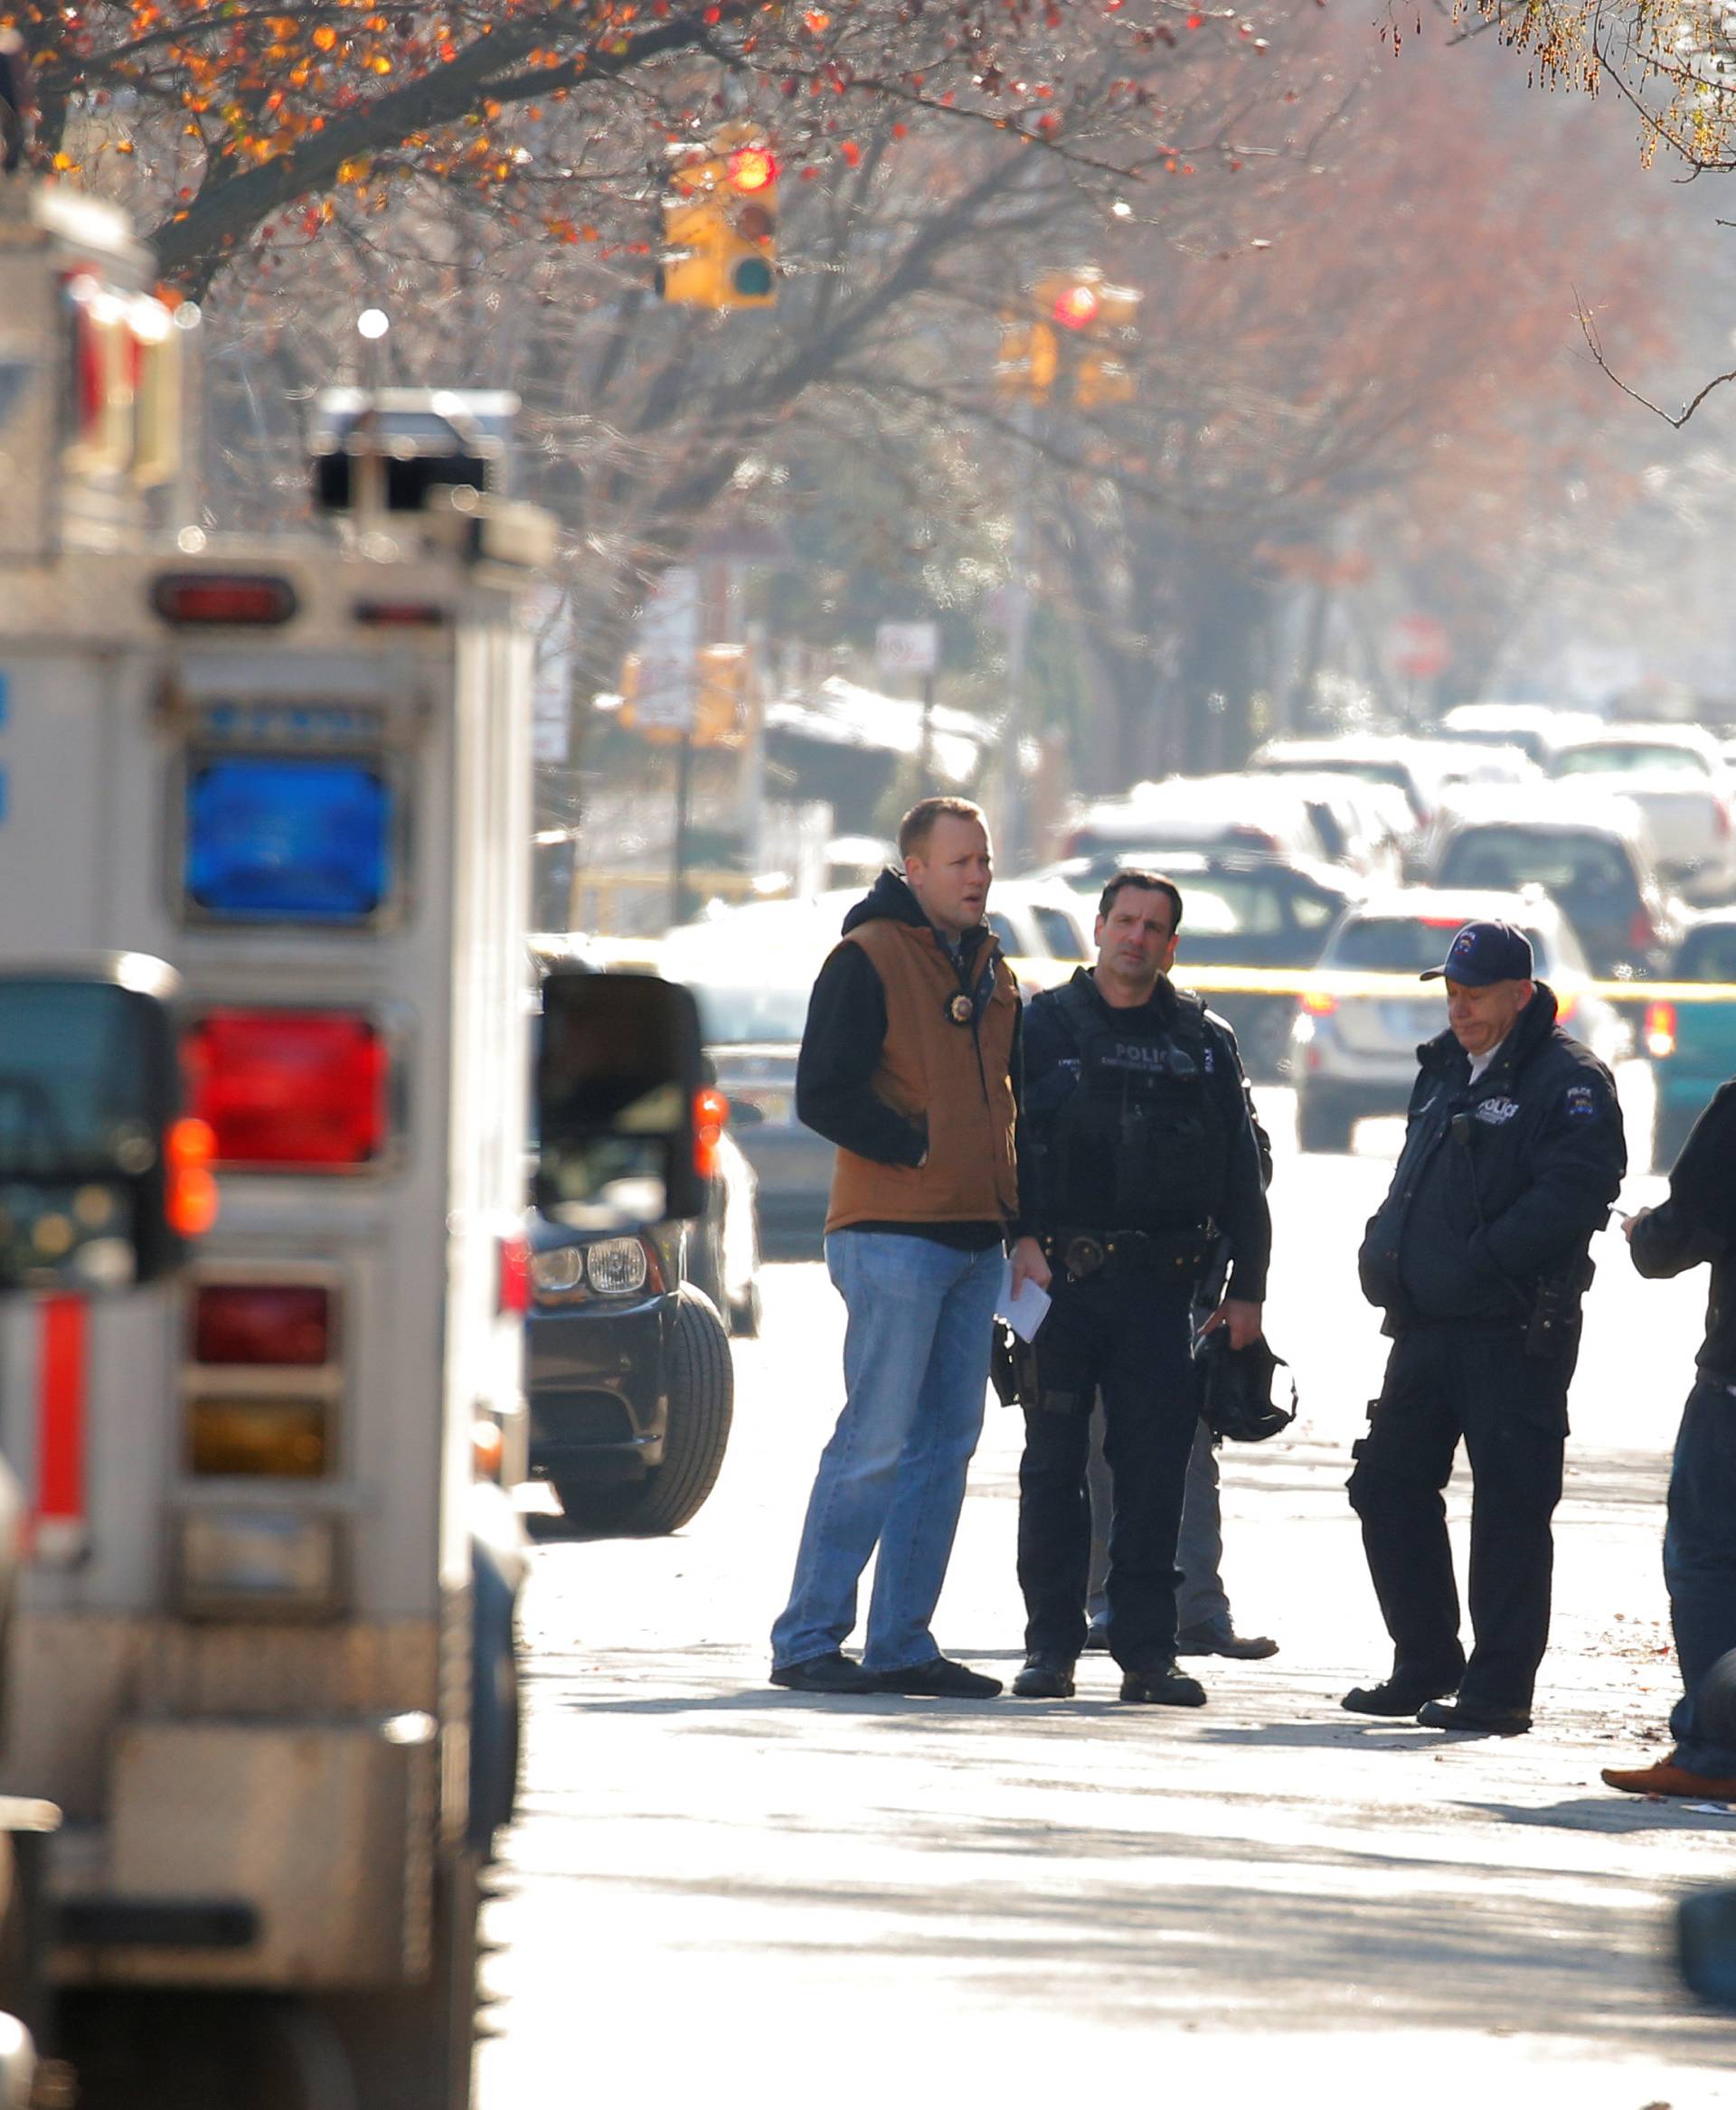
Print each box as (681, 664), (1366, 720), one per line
(1035, 977), (1227, 1235)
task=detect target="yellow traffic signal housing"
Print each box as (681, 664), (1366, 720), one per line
(1007, 269), (1140, 408)
(656, 135), (778, 309)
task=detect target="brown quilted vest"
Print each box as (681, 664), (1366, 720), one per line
(825, 917), (1020, 1233)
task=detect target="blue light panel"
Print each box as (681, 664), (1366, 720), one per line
(185, 755), (393, 923)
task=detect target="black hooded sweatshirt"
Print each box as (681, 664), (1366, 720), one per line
(795, 868), (1030, 1249)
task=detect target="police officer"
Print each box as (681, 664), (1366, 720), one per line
(1346, 919), (1625, 1735)
(1012, 871), (1271, 1706)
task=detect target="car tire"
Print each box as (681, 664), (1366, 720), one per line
(1296, 1088), (1356, 1154)
(555, 1290), (735, 1539)
(630, 1288), (735, 1534)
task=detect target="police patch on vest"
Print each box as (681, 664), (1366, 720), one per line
(1563, 1082), (1599, 1122)
(1477, 1097), (1520, 1126)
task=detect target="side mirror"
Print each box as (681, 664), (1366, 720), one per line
(534, 970), (705, 1228)
(0, 958), (214, 1294)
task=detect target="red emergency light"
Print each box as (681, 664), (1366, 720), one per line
(184, 1011), (390, 1168)
(193, 1284), (334, 1367)
(151, 573), (299, 628)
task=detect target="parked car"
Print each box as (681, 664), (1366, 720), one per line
(1038, 847), (1363, 1079)
(525, 1214), (735, 1534)
(1425, 787), (1679, 981)
(1436, 702), (1606, 768)
(1645, 910), (1736, 1168)
(1290, 886), (1630, 1152)
(1544, 724), (1736, 901)
(1064, 774), (1347, 872)
(523, 951), (752, 1533)
(1249, 734), (1535, 839)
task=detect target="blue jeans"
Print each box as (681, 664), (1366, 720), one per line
(770, 1229), (1002, 1674)
(1665, 1375), (1736, 1776)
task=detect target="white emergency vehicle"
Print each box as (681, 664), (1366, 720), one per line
(0, 174), (552, 2105)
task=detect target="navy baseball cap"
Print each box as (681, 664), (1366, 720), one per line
(1420, 919), (1533, 986)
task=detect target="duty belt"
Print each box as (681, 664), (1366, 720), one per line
(1042, 1228), (1209, 1283)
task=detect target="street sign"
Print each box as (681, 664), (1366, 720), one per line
(875, 621), (939, 680)
(634, 567), (701, 733)
(1387, 613), (1450, 683)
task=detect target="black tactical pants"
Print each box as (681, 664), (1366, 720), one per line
(1017, 1268), (1198, 1671)
(1347, 1319), (1571, 1710)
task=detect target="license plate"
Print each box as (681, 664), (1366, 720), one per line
(1381, 1002), (1433, 1037)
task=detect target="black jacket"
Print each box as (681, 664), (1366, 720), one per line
(1630, 1079), (1736, 1382)
(795, 869), (1031, 1240)
(1358, 984), (1625, 1326)
(1022, 970), (1272, 1303)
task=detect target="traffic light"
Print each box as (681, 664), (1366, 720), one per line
(999, 269), (1139, 408)
(655, 132), (778, 310)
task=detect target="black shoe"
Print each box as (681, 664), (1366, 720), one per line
(1175, 1619), (1279, 1661)
(1341, 1674), (1460, 1718)
(1082, 1623), (1112, 1653)
(769, 1652), (876, 1693)
(872, 1655), (1003, 1699)
(1416, 1697), (1532, 1736)
(1011, 1653), (1076, 1700)
(1118, 1662), (1207, 1708)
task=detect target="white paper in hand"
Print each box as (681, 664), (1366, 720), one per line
(997, 1259), (1051, 1343)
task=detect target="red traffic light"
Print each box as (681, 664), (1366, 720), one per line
(727, 146), (777, 193)
(1052, 283), (1100, 331)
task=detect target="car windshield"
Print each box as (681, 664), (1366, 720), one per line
(1438, 829), (1638, 906)
(686, 979), (814, 1045)
(1676, 928), (1736, 983)
(1180, 877), (1288, 937)
(1553, 743), (1708, 778)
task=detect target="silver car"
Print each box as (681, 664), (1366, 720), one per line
(1290, 886), (1629, 1152)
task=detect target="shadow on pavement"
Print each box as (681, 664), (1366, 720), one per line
(1460, 1795), (1736, 1833)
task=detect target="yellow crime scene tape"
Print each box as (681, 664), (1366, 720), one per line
(1014, 961), (1736, 1009)
(570, 938), (1736, 1013)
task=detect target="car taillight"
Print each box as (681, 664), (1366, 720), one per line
(1716, 801), (1731, 843)
(184, 1011), (390, 1168)
(1646, 1001), (1678, 1060)
(1301, 991), (1337, 1017)
(694, 1086), (729, 1182)
(193, 1284), (332, 1365)
(1628, 908), (1656, 953)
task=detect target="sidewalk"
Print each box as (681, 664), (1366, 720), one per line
(480, 1277), (1736, 2110)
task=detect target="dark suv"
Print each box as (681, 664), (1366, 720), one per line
(523, 947), (738, 1536)
(524, 1214), (734, 1536)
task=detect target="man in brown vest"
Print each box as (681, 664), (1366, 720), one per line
(769, 797), (1050, 1696)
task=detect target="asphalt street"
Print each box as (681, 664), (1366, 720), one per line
(478, 1067), (1736, 2110)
